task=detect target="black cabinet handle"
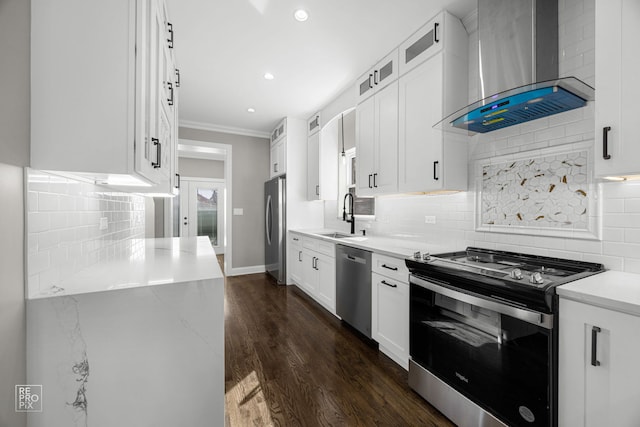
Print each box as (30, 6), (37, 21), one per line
(175, 69), (181, 87)
(381, 280), (398, 288)
(175, 173), (180, 189)
(151, 138), (161, 168)
(167, 82), (174, 106)
(434, 22), (440, 43)
(368, 74), (374, 89)
(374, 70), (379, 85)
(347, 255), (356, 261)
(298, 251), (302, 262)
(316, 185), (319, 196)
(603, 126), (611, 160)
(273, 163), (278, 173)
(293, 237), (299, 241)
(591, 326), (601, 366)
(368, 174), (373, 188)
(381, 264), (398, 271)
(433, 161), (439, 180)
(167, 22), (174, 48)
(373, 173), (378, 188)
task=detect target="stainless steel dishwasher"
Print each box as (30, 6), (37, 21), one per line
(336, 244), (372, 338)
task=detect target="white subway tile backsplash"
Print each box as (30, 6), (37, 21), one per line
(624, 199), (640, 213)
(26, 169), (146, 296)
(603, 242), (640, 259)
(29, 251), (50, 275)
(534, 125), (566, 143)
(603, 199), (624, 213)
(520, 118), (551, 134)
(624, 229), (640, 244)
(38, 192), (60, 211)
(623, 258), (640, 275)
(603, 227), (624, 242)
(564, 118), (594, 137)
(582, 253), (623, 271)
(28, 212), (50, 233)
(603, 213), (640, 229)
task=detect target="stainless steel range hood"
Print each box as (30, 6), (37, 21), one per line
(438, 0), (594, 134)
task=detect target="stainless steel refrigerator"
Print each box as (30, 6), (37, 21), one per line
(264, 176), (286, 284)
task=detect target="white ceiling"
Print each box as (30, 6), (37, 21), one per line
(167, 0), (475, 137)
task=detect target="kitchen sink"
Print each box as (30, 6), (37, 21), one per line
(319, 232), (354, 239)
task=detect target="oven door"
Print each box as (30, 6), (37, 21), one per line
(410, 275), (553, 427)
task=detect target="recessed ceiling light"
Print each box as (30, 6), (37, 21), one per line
(247, 108), (255, 113)
(264, 72), (274, 80)
(294, 9), (308, 22)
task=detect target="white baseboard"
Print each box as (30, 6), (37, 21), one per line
(226, 264), (265, 276)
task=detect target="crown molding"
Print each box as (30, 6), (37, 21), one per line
(179, 120), (271, 139)
(462, 8), (478, 34)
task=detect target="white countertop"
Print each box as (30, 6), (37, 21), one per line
(29, 237), (223, 299)
(557, 271), (640, 316)
(290, 229), (458, 259)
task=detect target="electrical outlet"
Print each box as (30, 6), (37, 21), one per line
(99, 217), (108, 231)
(424, 215), (436, 224)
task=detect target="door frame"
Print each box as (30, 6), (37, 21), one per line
(179, 177), (226, 253)
(176, 139), (233, 274)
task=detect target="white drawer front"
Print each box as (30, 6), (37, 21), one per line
(372, 253), (409, 283)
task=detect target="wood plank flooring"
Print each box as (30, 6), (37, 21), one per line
(224, 271), (454, 427)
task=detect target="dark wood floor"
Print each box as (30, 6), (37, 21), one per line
(223, 271), (454, 427)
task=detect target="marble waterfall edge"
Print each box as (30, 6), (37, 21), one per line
(26, 278), (224, 427)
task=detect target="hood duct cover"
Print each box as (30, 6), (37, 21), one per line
(438, 0), (594, 134)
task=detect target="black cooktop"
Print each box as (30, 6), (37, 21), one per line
(406, 247), (605, 313)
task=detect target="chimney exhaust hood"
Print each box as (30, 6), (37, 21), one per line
(438, 0), (594, 134)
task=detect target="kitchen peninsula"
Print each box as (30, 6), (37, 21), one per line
(26, 237), (224, 427)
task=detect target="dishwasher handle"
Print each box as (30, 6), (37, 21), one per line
(342, 253), (367, 264)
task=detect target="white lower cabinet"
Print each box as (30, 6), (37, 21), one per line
(559, 298), (640, 426)
(289, 235), (303, 284)
(289, 234), (336, 314)
(314, 255), (336, 311)
(371, 253), (409, 369)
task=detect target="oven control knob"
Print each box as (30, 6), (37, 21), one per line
(422, 253), (431, 261)
(530, 272), (544, 285)
(510, 268), (523, 280)
(413, 251), (422, 260)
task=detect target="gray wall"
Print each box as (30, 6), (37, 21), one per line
(179, 127), (269, 269)
(179, 157), (225, 179)
(0, 0), (29, 425)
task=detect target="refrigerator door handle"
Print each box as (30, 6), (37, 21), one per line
(265, 194), (272, 245)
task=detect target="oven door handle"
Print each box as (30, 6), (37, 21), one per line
(410, 275), (553, 329)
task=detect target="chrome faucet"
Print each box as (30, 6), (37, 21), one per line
(342, 192), (355, 234)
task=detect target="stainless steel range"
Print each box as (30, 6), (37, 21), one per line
(406, 247), (605, 427)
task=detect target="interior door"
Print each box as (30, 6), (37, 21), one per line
(179, 179), (225, 252)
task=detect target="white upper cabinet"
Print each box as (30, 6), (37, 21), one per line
(594, 0), (640, 178)
(307, 131), (321, 199)
(398, 11), (468, 193)
(307, 113), (321, 137)
(270, 118), (287, 178)
(355, 49), (399, 104)
(354, 10), (467, 196)
(31, 0), (178, 193)
(307, 112), (321, 199)
(399, 12), (447, 76)
(356, 81), (399, 196)
(307, 112), (338, 201)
